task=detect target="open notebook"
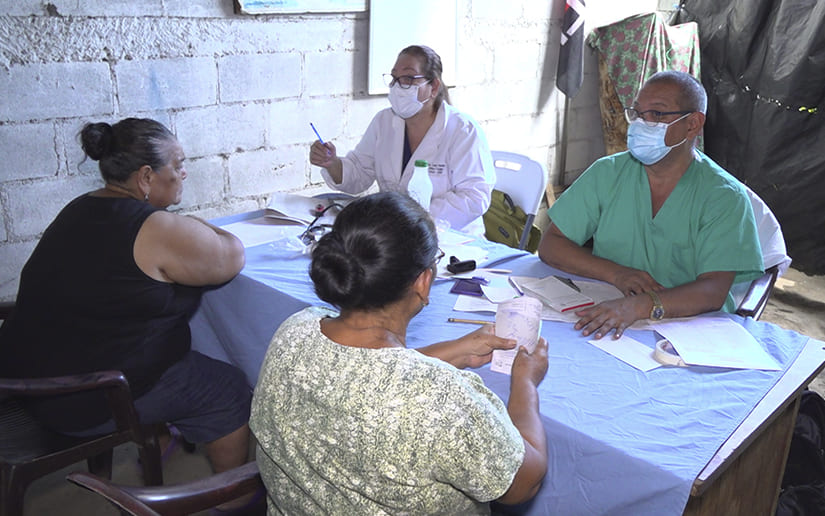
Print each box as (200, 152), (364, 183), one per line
(510, 275), (595, 313)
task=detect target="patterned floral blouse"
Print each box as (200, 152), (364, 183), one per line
(250, 306), (525, 515)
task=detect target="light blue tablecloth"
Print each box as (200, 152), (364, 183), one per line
(190, 235), (809, 515)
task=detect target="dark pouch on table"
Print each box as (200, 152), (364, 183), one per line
(447, 257), (476, 274)
(450, 279), (485, 297)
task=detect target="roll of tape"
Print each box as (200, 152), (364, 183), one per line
(654, 339), (688, 367)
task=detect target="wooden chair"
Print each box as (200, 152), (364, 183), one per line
(0, 301), (162, 516)
(66, 461), (264, 516)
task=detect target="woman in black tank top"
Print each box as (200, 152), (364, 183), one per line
(0, 118), (253, 483)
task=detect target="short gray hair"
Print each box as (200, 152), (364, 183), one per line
(645, 70), (707, 114)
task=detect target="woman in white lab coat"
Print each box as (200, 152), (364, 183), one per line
(309, 45), (495, 236)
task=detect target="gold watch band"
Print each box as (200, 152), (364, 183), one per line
(647, 291), (665, 320)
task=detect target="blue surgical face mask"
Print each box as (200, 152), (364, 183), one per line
(626, 113), (690, 165)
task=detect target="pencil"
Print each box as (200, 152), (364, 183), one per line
(447, 318), (493, 325)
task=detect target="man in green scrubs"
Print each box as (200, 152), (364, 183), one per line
(539, 71), (763, 339)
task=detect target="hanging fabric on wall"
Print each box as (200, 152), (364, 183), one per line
(557, 0), (586, 98)
(588, 12), (701, 155)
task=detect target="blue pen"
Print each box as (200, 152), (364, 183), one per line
(310, 122), (325, 144)
(508, 277), (525, 296)
(310, 122), (331, 157)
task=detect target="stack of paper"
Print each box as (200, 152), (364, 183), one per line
(512, 276), (595, 312)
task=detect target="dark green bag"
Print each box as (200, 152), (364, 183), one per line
(483, 189), (541, 253)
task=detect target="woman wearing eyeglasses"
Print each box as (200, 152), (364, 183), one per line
(309, 45), (495, 236)
(251, 192), (548, 515)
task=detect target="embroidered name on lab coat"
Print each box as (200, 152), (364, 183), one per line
(429, 163), (446, 175)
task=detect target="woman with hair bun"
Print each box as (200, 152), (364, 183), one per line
(251, 191), (549, 515)
(309, 44), (496, 236)
(0, 118), (253, 488)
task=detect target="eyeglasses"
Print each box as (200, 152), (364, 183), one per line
(299, 203), (343, 246)
(434, 248), (445, 265)
(382, 73), (429, 89)
(624, 107), (693, 126)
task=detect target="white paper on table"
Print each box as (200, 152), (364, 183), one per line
(221, 220), (304, 248)
(265, 192), (323, 224)
(436, 244), (489, 277)
(451, 275), (551, 313)
(491, 297), (543, 374)
(653, 316), (781, 370)
(575, 280), (624, 304)
(436, 227), (476, 247)
(512, 276), (595, 313)
(481, 285), (520, 303)
(453, 294), (497, 313)
(471, 273), (520, 303)
(452, 291), (575, 322)
(589, 335), (662, 372)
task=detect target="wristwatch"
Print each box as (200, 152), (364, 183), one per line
(647, 291), (665, 321)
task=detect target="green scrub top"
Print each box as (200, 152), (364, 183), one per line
(548, 151), (763, 312)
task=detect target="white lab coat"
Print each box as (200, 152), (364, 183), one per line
(321, 103), (496, 235)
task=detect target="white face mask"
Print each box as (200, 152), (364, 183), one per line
(388, 82), (430, 119)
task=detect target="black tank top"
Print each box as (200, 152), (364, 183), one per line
(0, 194), (202, 430)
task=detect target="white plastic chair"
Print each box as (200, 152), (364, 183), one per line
(732, 186), (792, 319)
(489, 151), (548, 250)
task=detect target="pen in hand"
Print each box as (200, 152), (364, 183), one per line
(310, 122), (331, 156)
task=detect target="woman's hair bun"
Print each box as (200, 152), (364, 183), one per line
(310, 233), (365, 307)
(309, 192), (438, 311)
(79, 122), (114, 161)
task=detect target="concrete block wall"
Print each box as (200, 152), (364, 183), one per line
(0, 0), (606, 300)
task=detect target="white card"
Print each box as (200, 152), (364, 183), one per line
(491, 297), (543, 374)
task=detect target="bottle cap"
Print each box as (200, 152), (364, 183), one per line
(414, 159), (428, 167)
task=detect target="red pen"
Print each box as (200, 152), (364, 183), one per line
(561, 301), (595, 312)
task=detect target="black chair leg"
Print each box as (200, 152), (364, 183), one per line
(1, 466), (26, 516)
(86, 450), (114, 480)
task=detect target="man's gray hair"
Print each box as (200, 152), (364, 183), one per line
(645, 70), (708, 114)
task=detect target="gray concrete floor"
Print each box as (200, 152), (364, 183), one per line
(760, 267), (825, 395)
(19, 267), (825, 515)
(23, 440), (217, 515)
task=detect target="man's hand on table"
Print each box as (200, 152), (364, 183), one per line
(573, 295), (650, 340)
(611, 266), (664, 296)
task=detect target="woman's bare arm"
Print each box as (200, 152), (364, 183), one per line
(134, 212), (245, 286)
(497, 339), (549, 505)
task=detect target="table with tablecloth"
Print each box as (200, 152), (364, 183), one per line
(189, 214), (821, 515)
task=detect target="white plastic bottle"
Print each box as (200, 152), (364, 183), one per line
(407, 159), (432, 211)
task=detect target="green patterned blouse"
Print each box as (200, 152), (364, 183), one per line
(250, 306), (525, 515)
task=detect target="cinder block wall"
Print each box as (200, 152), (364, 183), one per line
(0, 0), (605, 300)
